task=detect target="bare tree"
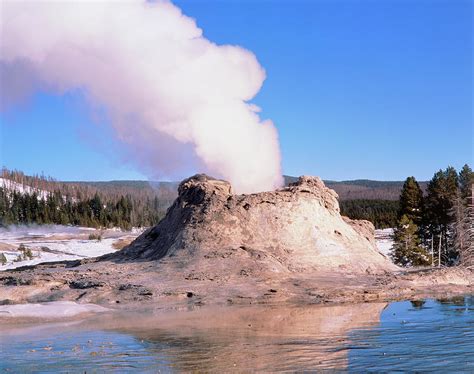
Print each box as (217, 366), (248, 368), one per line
(455, 186), (474, 268)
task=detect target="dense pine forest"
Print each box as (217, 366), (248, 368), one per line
(0, 169), (175, 229)
(340, 199), (399, 229)
(391, 164), (473, 268)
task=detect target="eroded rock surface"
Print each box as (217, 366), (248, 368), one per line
(106, 174), (397, 274)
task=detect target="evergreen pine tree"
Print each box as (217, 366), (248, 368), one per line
(459, 164), (473, 201)
(424, 167), (459, 265)
(398, 176), (424, 225)
(0, 187), (8, 226)
(392, 215), (430, 266)
(454, 165), (473, 267)
(453, 188), (471, 266)
(392, 176), (427, 266)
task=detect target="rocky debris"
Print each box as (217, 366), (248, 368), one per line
(69, 280), (105, 289)
(1, 276), (35, 286)
(107, 174), (398, 274)
(118, 284), (153, 296)
(0, 259), (472, 308)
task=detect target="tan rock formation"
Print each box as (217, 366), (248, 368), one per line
(108, 174), (397, 274)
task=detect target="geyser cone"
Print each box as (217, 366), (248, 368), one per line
(107, 174), (397, 275)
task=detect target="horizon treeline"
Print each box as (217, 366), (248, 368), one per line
(0, 168), (173, 229)
(1, 166), (471, 246)
(2, 168), (407, 230)
(392, 164), (473, 268)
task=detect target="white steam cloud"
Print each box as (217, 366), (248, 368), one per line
(0, 0), (283, 193)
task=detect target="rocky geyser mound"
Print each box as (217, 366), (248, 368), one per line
(108, 175), (397, 274)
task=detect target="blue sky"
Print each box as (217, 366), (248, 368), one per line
(0, 0), (472, 182)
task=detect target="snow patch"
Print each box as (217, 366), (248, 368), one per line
(375, 228), (394, 257)
(0, 301), (109, 318)
(0, 238), (119, 270)
(0, 225), (141, 270)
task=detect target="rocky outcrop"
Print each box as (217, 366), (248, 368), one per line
(108, 174), (397, 275)
(342, 216), (378, 249)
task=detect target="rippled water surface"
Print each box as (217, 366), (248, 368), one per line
(1, 296), (473, 372)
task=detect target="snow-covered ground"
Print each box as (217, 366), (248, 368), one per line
(1, 225), (395, 269)
(0, 225), (142, 271)
(375, 228), (394, 257)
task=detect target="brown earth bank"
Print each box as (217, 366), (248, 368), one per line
(0, 260), (472, 310)
(0, 175), (472, 311)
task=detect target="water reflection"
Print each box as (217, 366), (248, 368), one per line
(1, 296), (473, 372)
(410, 299), (426, 309)
(348, 295), (474, 371)
(104, 303), (386, 371)
(1, 303), (385, 372)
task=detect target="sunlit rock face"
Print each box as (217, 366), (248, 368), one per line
(110, 174), (397, 274)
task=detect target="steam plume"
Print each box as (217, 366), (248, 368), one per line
(0, 1), (283, 193)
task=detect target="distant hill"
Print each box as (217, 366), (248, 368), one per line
(288, 176), (427, 201)
(2, 169), (419, 229)
(65, 180), (179, 189)
(65, 176), (407, 229)
(63, 176), (427, 201)
(65, 176), (420, 201)
(62, 180), (179, 202)
(323, 180), (427, 201)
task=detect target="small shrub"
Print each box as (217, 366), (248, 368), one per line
(17, 244), (33, 260)
(88, 233), (102, 241)
(24, 248), (33, 260)
(0, 253), (7, 265)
